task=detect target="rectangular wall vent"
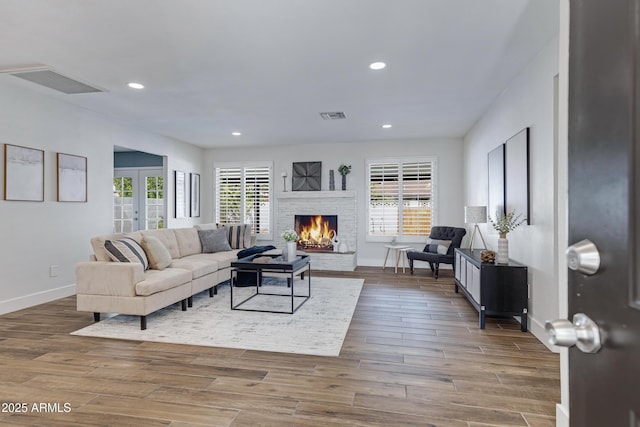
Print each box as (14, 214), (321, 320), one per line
(9, 69), (103, 94)
(320, 112), (347, 120)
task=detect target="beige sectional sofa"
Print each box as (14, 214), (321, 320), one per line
(76, 224), (250, 329)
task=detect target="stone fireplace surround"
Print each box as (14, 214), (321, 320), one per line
(276, 191), (356, 271)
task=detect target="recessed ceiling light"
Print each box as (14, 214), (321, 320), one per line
(232, 132), (242, 136)
(369, 62), (386, 71)
(127, 82), (144, 89)
(382, 124), (392, 128)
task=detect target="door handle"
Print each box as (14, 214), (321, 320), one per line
(545, 313), (602, 353)
(566, 239), (600, 275)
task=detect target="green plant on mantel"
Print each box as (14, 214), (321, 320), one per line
(338, 164), (351, 176)
(489, 210), (527, 238)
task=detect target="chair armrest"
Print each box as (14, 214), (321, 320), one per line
(76, 261), (145, 297)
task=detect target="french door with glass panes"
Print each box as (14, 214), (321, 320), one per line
(113, 168), (165, 233)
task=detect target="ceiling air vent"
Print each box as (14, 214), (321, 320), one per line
(1, 66), (104, 94)
(320, 111), (347, 120)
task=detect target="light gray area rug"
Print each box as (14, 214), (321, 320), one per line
(71, 277), (363, 357)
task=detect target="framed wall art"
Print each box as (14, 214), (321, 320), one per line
(4, 144), (44, 202)
(57, 152), (87, 202)
(190, 172), (200, 217)
(174, 170), (187, 218)
(292, 161), (321, 191)
(487, 144), (505, 221)
(505, 127), (530, 224)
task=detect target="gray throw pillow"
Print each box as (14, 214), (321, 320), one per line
(199, 228), (232, 253)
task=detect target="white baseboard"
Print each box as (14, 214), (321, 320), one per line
(0, 283), (76, 315)
(556, 403), (569, 427)
(528, 315), (559, 352)
(356, 257), (452, 270)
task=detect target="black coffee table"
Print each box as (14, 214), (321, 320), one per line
(230, 254), (311, 314)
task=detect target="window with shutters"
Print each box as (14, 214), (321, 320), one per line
(215, 162), (272, 239)
(367, 157), (436, 241)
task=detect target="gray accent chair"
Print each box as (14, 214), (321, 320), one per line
(407, 226), (467, 279)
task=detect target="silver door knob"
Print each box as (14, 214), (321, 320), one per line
(545, 313), (602, 353)
(566, 239), (600, 275)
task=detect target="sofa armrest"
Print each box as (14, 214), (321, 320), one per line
(76, 261), (145, 297)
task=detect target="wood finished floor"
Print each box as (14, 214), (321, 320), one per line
(0, 268), (559, 427)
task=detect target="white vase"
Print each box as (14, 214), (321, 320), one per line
(497, 236), (509, 264)
(286, 241), (297, 262)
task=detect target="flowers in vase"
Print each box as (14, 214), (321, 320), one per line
(489, 210), (527, 238)
(281, 229), (299, 242)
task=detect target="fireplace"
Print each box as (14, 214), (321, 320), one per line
(295, 215), (338, 251)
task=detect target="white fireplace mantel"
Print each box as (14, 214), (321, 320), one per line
(276, 190), (356, 200)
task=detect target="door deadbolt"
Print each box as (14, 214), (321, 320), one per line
(566, 239), (600, 275)
(545, 313), (602, 353)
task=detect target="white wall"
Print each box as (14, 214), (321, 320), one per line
(0, 79), (205, 314)
(463, 35), (560, 345)
(205, 138), (464, 266)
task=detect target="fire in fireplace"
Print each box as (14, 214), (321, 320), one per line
(294, 215), (338, 251)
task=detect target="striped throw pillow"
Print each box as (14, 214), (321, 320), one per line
(222, 224), (252, 249)
(105, 237), (149, 270)
(425, 238), (452, 255)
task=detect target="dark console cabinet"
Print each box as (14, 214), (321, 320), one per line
(454, 248), (529, 331)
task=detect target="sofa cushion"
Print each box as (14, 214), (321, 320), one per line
(170, 257), (219, 279)
(188, 250), (241, 270)
(104, 237), (149, 270)
(223, 224), (252, 249)
(141, 236), (172, 270)
(174, 227), (202, 257)
(140, 229), (180, 259)
(199, 228), (232, 253)
(194, 223), (218, 231)
(135, 267), (192, 296)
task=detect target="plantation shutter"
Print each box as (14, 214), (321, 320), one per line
(215, 167), (242, 224)
(368, 163), (400, 236)
(368, 158), (435, 239)
(216, 164), (272, 238)
(244, 166), (271, 236)
(401, 162), (432, 236)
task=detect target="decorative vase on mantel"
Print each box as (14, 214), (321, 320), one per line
(286, 241), (297, 262)
(329, 170), (335, 191)
(497, 234), (509, 264)
(337, 164), (351, 191)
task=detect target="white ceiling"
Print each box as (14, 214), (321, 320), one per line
(0, 0), (559, 149)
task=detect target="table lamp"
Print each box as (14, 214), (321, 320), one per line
(465, 206), (487, 250)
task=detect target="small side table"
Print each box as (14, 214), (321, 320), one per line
(383, 244), (411, 273)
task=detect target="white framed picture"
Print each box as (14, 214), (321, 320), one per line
(174, 170), (187, 218)
(4, 144), (44, 202)
(57, 152), (87, 202)
(190, 172), (200, 217)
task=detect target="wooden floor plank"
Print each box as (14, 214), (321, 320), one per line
(0, 267), (559, 426)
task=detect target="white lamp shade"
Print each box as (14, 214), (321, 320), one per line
(465, 206), (487, 224)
